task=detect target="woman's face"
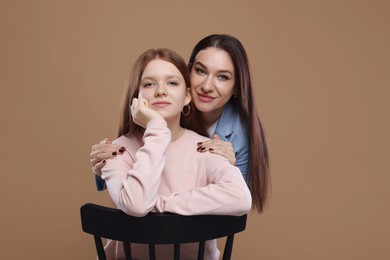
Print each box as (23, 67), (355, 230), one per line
(139, 59), (191, 121)
(190, 47), (235, 118)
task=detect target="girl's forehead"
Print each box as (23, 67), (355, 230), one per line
(142, 59), (183, 79)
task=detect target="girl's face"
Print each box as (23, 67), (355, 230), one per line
(190, 47), (235, 118)
(139, 59), (191, 122)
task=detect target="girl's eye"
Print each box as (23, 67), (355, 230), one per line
(143, 82), (154, 87)
(168, 81), (179, 86)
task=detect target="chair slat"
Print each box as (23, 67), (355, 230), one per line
(197, 241), (205, 260)
(173, 243), (180, 260)
(222, 235), (235, 260)
(148, 244), (156, 260)
(94, 236), (106, 260)
(124, 242), (132, 260)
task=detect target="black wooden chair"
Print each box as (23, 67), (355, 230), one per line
(80, 203), (247, 260)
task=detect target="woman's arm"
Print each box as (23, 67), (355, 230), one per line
(196, 134), (236, 166)
(90, 139), (125, 191)
(231, 138), (249, 182)
(101, 119), (171, 217)
(90, 138), (125, 176)
(196, 134), (249, 183)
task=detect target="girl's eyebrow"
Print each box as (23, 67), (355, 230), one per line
(166, 75), (182, 80)
(194, 61), (233, 76)
(141, 75), (182, 81)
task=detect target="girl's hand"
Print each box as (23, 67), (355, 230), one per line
(90, 138), (126, 176)
(197, 134), (237, 166)
(131, 97), (163, 128)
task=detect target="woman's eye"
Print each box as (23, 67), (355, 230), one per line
(195, 68), (206, 75)
(218, 75), (229, 81)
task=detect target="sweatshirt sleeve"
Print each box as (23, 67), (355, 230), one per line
(155, 155), (252, 216)
(101, 118), (171, 217)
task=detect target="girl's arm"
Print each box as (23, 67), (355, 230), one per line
(101, 119), (170, 217)
(155, 155), (252, 216)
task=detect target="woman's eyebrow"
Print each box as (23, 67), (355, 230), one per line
(217, 69), (233, 76)
(194, 61), (233, 75)
(193, 61), (206, 69)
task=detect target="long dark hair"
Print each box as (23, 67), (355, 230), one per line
(188, 34), (270, 213)
(118, 48), (191, 137)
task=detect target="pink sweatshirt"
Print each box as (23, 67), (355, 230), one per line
(101, 118), (252, 260)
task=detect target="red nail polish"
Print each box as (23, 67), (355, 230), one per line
(102, 160), (106, 164)
(119, 148), (124, 153)
(121, 146), (126, 151)
(112, 152), (117, 156)
(197, 142), (202, 145)
(209, 148), (214, 151)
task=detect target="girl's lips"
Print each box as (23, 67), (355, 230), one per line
(197, 93), (215, 103)
(152, 101), (170, 108)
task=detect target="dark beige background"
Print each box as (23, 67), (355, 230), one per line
(1, 1), (389, 259)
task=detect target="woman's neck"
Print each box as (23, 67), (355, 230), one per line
(201, 108), (223, 130)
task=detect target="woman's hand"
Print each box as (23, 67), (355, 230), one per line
(131, 97), (163, 128)
(90, 138), (126, 176)
(197, 134), (237, 166)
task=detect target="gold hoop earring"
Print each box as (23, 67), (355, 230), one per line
(182, 104), (190, 116)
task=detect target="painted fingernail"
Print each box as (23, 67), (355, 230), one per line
(201, 147), (206, 151)
(209, 148), (214, 151)
(112, 152), (117, 156)
(121, 146), (126, 151)
(197, 142), (202, 145)
(119, 148), (124, 153)
(102, 160), (106, 164)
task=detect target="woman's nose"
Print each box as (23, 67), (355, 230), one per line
(201, 77), (214, 92)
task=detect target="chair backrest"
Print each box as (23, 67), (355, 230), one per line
(80, 203), (247, 260)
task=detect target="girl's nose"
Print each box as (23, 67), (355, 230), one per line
(155, 84), (167, 96)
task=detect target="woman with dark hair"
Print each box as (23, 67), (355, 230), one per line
(101, 48), (251, 259)
(186, 35), (269, 212)
(91, 34), (270, 213)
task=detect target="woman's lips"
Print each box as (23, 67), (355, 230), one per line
(197, 93), (215, 103)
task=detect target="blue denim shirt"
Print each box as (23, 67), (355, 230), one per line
(213, 100), (249, 183)
(95, 174), (106, 191)
(95, 100), (249, 191)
